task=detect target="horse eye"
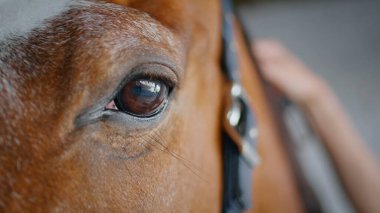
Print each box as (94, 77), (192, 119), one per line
(108, 78), (170, 118)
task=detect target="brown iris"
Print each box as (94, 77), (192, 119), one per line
(114, 78), (169, 117)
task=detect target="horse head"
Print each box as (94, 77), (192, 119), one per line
(0, 0), (302, 212)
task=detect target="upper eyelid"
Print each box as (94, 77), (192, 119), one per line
(133, 63), (179, 86)
(128, 72), (176, 90)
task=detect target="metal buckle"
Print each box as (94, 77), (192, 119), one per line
(223, 83), (261, 167)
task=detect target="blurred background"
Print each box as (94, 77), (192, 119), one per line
(237, 1), (379, 212)
(238, 0), (380, 157)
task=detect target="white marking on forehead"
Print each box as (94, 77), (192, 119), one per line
(0, 0), (72, 41)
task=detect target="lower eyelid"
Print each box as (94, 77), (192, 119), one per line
(75, 94), (171, 129)
(102, 101), (170, 123)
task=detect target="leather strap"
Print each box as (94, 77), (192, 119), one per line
(221, 0), (259, 212)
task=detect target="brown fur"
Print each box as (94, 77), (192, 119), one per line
(0, 0), (302, 212)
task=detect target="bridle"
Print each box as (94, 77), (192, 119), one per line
(219, 2), (333, 213)
(221, 0), (260, 212)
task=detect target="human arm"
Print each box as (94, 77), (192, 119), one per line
(253, 39), (380, 213)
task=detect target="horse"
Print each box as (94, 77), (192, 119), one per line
(0, 0), (306, 212)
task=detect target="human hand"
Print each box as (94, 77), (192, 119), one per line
(253, 39), (380, 213)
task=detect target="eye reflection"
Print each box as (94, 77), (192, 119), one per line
(133, 80), (162, 97)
